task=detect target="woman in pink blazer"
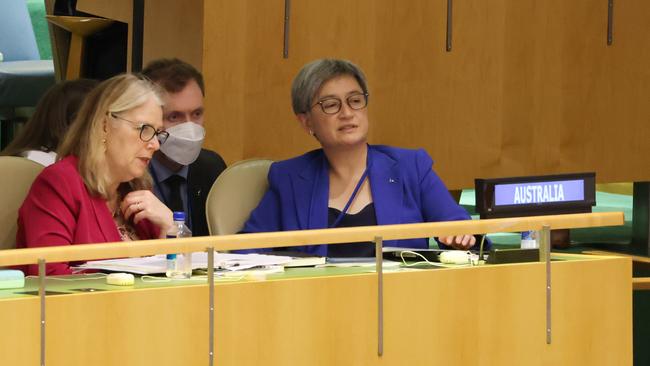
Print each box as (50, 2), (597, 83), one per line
(17, 74), (175, 275)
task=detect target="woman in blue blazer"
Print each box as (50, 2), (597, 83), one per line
(242, 59), (480, 257)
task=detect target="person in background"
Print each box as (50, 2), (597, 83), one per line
(242, 58), (484, 257)
(0, 79), (98, 166)
(17, 74), (174, 275)
(141, 58), (226, 237)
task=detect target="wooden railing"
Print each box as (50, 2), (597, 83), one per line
(0, 212), (624, 267)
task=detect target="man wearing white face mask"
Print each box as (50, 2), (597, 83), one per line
(141, 58), (227, 236)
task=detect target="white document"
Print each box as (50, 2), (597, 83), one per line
(74, 252), (292, 275)
(73, 256), (168, 274)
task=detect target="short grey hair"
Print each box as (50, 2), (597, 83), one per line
(291, 59), (369, 114)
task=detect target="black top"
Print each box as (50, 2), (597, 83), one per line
(327, 203), (377, 257)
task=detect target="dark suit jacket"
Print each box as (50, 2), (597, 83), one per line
(16, 156), (159, 275)
(242, 145), (475, 256)
(187, 149), (227, 236)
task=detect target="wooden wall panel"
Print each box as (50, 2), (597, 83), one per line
(203, 0), (284, 164)
(371, 0), (507, 187)
(202, 0), (650, 189)
(599, 0), (650, 182)
(142, 0), (203, 70)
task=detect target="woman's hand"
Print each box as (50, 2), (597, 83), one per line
(438, 235), (476, 250)
(121, 190), (173, 237)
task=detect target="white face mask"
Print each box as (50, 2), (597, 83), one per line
(159, 122), (205, 165)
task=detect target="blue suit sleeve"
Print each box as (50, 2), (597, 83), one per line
(416, 149), (470, 222)
(414, 149), (488, 250)
(240, 163), (282, 234)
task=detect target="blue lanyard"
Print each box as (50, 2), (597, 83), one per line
(330, 168), (369, 228)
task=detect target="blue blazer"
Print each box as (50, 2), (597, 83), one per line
(242, 145), (474, 256)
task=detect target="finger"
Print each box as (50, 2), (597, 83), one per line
(122, 204), (134, 220)
(451, 236), (469, 250)
(120, 195), (140, 213)
(123, 202), (137, 220)
(132, 209), (145, 225)
(125, 190), (145, 199)
(123, 191), (147, 206)
(449, 241), (463, 250)
(469, 235), (477, 246)
(439, 236), (452, 245)
(125, 201), (145, 221)
(132, 202), (153, 225)
(119, 198), (130, 214)
(462, 236), (473, 249)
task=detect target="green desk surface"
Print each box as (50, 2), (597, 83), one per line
(0, 266), (407, 301)
(0, 253), (582, 301)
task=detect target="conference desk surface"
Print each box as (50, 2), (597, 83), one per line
(0, 253), (632, 366)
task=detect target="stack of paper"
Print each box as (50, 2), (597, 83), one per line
(74, 252), (292, 275)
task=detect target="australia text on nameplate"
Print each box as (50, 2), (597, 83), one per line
(494, 180), (585, 206)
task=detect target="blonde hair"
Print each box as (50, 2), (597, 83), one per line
(58, 73), (163, 199)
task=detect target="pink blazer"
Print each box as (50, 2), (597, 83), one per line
(16, 156), (159, 275)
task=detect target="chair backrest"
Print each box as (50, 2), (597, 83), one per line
(0, 0), (40, 61)
(205, 158), (273, 235)
(0, 156), (43, 250)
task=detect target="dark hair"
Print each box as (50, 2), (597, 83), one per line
(291, 59), (368, 115)
(0, 78), (98, 157)
(140, 58), (205, 95)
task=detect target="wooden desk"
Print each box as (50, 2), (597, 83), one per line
(584, 250), (650, 290)
(0, 255), (631, 365)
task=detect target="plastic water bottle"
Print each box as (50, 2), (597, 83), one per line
(166, 211), (193, 279)
(521, 230), (539, 249)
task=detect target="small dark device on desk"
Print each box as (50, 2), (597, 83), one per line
(475, 172), (596, 248)
(486, 248), (539, 264)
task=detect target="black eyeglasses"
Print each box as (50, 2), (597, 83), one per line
(312, 93), (369, 115)
(109, 112), (169, 145)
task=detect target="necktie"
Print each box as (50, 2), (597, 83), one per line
(166, 175), (185, 213)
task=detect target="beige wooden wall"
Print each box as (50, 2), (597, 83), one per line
(202, 0), (650, 190)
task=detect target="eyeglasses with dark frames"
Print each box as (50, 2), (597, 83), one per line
(109, 112), (169, 145)
(312, 92), (369, 115)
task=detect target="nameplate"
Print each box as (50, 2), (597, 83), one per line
(495, 179), (584, 206)
(475, 173), (595, 219)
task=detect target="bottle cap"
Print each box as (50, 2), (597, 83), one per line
(172, 211), (185, 221)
